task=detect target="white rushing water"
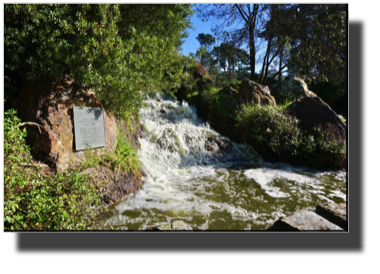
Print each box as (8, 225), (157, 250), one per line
(105, 94), (346, 230)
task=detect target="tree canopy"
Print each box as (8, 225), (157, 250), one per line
(196, 4), (347, 85)
(4, 4), (194, 115)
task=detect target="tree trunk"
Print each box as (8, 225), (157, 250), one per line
(263, 39), (272, 84)
(249, 25), (255, 81)
(278, 45), (283, 89)
(259, 41), (270, 84)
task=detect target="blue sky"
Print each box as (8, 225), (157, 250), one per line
(179, 5), (268, 74)
(180, 10), (213, 56)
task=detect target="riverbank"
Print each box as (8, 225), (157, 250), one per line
(175, 77), (346, 170)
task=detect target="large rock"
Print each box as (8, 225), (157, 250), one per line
(239, 80), (276, 106)
(18, 77), (117, 171)
(82, 165), (143, 205)
(268, 210), (343, 231)
(316, 202), (347, 230)
(205, 133), (232, 155)
(273, 78), (317, 101)
(286, 95), (347, 138)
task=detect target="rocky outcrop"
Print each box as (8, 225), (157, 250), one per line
(286, 95), (347, 138)
(239, 80), (276, 106)
(116, 116), (143, 150)
(272, 78), (317, 101)
(268, 210), (343, 231)
(147, 220), (192, 231)
(18, 77), (117, 171)
(205, 133), (232, 156)
(316, 202), (347, 230)
(82, 165), (144, 205)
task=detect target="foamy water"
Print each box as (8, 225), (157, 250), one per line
(101, 94), (346, 230)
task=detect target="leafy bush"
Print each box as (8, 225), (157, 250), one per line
(4, 109), (102, 230)
(237, 102), (346, 169)
(237, 103), (302, 162)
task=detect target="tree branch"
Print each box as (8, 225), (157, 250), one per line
(266, 65), (288, 85)
(235, 4), (249, 23)
(17, 122), (44, 134)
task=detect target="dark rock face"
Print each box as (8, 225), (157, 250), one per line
(268, 210), (343, 231)
(287, 96), (347, 138)
(316, 202), (347, 230)
(239, 80), (276, 106)
(19, 77), (117, 171)
(83, 165), (144, 205)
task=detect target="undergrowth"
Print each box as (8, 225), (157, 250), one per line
(4, 107), (141, 230)
(4, 109), (103, 230)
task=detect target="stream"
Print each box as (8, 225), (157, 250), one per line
(101, 94), (347, 230)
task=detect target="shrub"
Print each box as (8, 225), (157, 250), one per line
(237, 103), (302, 162)
(236, 102), (346, 169)
(4, 109), (102, 230)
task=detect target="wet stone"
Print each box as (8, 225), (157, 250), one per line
(268, 210), (343, 231)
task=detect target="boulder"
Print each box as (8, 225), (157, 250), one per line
(268, 210), (343, 231)
(286, 95), (347, 138)
(205, 133), (232, 155)
(18, 76), (117, 171)
(147, 220), (192, 231)
(82, 165), (144, 205)
(238, 80), (276, 106)
(272, 78), (317, 101)
(316, 202), (347, 230)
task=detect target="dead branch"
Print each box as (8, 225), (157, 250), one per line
(20, 163), (49, 168)
(17, 122), (44, 134)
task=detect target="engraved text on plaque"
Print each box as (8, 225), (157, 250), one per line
(73, 107), (107, 151)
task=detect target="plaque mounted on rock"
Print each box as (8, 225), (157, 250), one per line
(73, 107), (107, 151)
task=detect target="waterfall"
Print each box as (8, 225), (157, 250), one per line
(103, 94), (346, 230)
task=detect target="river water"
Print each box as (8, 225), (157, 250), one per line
(102, 94), (347, 230)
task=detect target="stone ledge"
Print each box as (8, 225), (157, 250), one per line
(316, 202), (347, 230)
(268, 210), (343, 231)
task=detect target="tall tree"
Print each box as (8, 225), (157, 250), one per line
(258, 4), (294, 85)
(285, 4), (347, 83)
(197, 4), (266, 81)
(196, 33), (216, 52)
(195, 33), (215, 66)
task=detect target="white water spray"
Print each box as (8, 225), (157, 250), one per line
(106, 94), (346, 230)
